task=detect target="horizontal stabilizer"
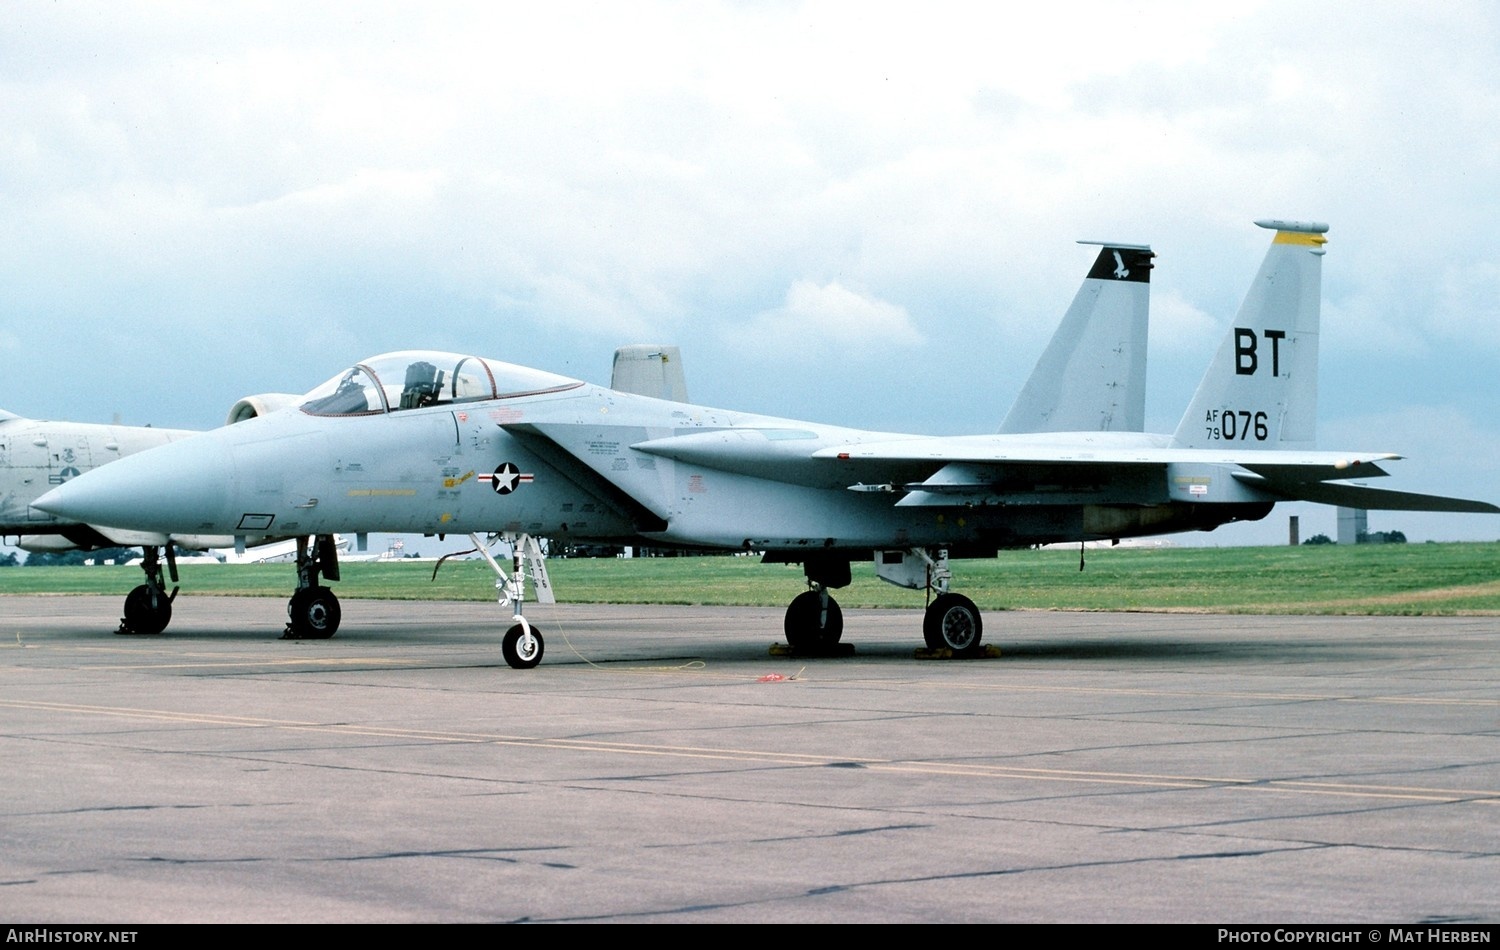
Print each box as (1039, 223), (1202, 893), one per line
(1240, 460), (1393, 483)
(1239, 476), (1500, 513)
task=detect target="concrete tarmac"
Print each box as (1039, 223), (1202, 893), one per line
(1, 595), (1497, 923)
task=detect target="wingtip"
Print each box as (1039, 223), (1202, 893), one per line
(1076, 240), (1152, 250)
(1254, 219), (1329, 234)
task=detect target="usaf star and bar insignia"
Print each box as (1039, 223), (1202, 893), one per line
(478, 462), (534, 495)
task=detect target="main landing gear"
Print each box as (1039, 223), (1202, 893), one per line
(471, 533), (554, 669)
(922, 592), (983, 656)
(115, 535), (346, 640)
(781, 549), (986, 658)
(284, 534), (342, 639)
(784, 587), (843, 650)
(783, 555), (848, 653)
(119, 545), (177, 635)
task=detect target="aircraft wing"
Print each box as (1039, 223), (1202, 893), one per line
(608, 426), (1416, 510)
(800, 436), (1409, 509)
(813, 437), (1400, 480)
(804, 438), (1499, 513)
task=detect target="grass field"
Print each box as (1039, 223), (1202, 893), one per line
(4, 542), (1499, 615)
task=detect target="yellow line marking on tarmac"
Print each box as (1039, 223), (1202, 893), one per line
(89, 658), (408, 671)
(3, 643), (413, 670)
(4, 699), (1496, 804)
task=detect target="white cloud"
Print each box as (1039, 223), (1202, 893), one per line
(736, 280), (922, 361)
(1149, 288), (1220, 356)
(0, 0), (1496, 535)
(1435, 260), (1500, 348)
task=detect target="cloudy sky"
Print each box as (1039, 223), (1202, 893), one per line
(3, 1), (1497, 545)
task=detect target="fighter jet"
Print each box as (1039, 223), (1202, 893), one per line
(46, 222), (1485, 668)
(33, 237), (1155, 652)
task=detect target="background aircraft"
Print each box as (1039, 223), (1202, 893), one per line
(44, 223), (1486, 668)
(1, 395), (301, 633)
(1, 410), (191, 552)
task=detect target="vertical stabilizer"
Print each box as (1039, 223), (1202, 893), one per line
(1172, 220), (1327, 450)
(611, 345), (689, 402)
(999, 242), (1153, 433)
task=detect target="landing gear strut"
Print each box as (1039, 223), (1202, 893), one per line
(471, 533), (553, 669)
(285, 534), (341, 639)
(891, 548), (985, 657)
(119, 545), (177, 635)
(872, 546), (986, 656)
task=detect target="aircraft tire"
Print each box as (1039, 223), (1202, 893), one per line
(502, 623), (544, 669)
(783, 590), (843, 650)
(923, 593), (982, 656)
(287, 586), (341, 640)
(122, 584), (172, 635)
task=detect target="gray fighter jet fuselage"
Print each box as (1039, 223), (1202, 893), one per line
(32, 368), (1247, 548)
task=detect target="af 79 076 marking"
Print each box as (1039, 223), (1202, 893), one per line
(1205, 409), (1270, 442)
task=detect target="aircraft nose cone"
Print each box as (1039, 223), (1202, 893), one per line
(34, 433), (232, 533)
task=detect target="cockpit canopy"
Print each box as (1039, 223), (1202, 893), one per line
(299, 351), (581, 416)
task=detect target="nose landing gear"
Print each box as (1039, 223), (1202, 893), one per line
(471, 533), (554, 669)
(120, 545), (177, 635)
